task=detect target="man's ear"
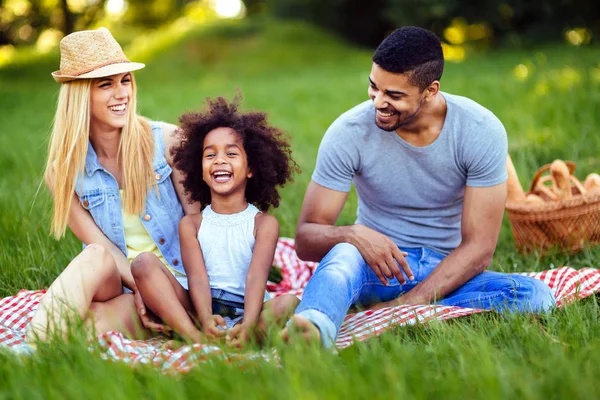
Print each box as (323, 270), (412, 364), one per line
(247, 170), (253, 179)
(425, 81), (440, 101)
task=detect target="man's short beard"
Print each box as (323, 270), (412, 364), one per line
(376, 119), (400, 132)
(376, 100), (423, 132)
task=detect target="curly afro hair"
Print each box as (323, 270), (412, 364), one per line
(172, 95), (300, 212)
(373, 26), (444, 91)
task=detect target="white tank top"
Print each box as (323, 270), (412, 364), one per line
(197, 204), (260, 297)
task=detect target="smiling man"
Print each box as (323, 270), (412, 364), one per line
(284, 26), (555, 347)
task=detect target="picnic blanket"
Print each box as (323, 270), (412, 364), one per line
(2, 238), (600, 373)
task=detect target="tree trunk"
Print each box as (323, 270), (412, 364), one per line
(60, 0), (74, 34)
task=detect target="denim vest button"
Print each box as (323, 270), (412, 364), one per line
(83, 200), (89, 207)
(144, 214), (151, 221)
(155, 173), (162, 180)
(173, 259), (179, 266)
(159, 238), (165, 245)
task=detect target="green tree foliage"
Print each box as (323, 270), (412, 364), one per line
(0, 0), (196, 47)
(265, 0), (600, 46)
(264, 0), (393, 47)
(1, 0), (106, 46)
(385, 0), (600, 45)
(121, 0), (187, 27)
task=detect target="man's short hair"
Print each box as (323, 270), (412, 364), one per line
(373, 26), (444, 91)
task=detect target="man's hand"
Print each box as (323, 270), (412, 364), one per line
(226, 323), (252, 348)
(350, 224), (413, 285)
(201, 314), (227, 340)
(133, 291), (171, 333)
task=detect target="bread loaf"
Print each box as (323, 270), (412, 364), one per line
(584, 173), (600, 195)
(506, 155), (526, 202)
(525, 193), (545, 204)
(550, 160), (572, 199)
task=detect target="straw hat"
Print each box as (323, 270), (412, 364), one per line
(52, 27), (145, 83)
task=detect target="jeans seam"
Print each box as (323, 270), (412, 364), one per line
(449, 291), (506, 307)
(447, 278), (521, 307)
(352, 284), (364, 303)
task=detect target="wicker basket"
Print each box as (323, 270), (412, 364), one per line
(505, 161), (600, 255)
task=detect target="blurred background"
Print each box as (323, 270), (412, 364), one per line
(0, 0), (597, 63)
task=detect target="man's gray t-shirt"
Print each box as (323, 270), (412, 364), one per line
(312, 92), (508, 255)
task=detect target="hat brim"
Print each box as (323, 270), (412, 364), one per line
(51, 62), (145, 83)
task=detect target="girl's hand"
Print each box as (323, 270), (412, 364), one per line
(202, 315), (227, 339)
(134, 291), (172, 333)
(226, 323), (252, 348)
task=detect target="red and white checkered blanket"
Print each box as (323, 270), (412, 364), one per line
(2, 238), (599, 372)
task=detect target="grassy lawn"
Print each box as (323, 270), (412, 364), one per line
(1, 19), (600, 398)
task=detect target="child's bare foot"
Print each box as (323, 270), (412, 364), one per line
(162, 331), (211, 350)
(161, 339), (185, 350)
(281, 315), (321, 345)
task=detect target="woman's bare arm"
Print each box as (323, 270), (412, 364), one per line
(179, 214), (214, 326)
(46, 169), (134, 290)
(162, 122), (201, 216)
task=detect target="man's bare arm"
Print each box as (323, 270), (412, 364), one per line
(295, 180), (413, 284)
(395, 182), (507, 305)
(294, 181), (351, 261)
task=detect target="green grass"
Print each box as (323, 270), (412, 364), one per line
(1, 19), (600, 398)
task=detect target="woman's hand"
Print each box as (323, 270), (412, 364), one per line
(133, 290), (172, 333)
(201, 314), (227, 340)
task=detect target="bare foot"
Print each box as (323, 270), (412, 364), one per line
(161, 339), (185, 350)
(281, 315), (321, 345)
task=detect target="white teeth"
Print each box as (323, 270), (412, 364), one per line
(377, 110), (394, 117)
(109, 104), (126, 112)
(213, 171), (232, 183)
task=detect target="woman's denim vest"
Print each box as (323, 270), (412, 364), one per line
(74, 122), (185, 273)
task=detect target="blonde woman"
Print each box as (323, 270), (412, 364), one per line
(26, 28), (199, 343)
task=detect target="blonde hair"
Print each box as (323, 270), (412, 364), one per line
(45, 75), (155, 239)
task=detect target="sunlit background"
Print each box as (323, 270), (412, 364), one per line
(0, 0), (248, 66)
(0, 0), (597, 67)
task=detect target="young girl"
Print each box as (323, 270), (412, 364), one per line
(132, 96), (300, 347)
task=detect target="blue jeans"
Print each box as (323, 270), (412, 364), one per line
(211, 288), (245, 329)
(295, 243), (556, 347)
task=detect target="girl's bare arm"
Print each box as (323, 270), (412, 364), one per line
(241, 213), (280, 328)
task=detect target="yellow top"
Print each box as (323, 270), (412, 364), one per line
(120, 190), (185, 277)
